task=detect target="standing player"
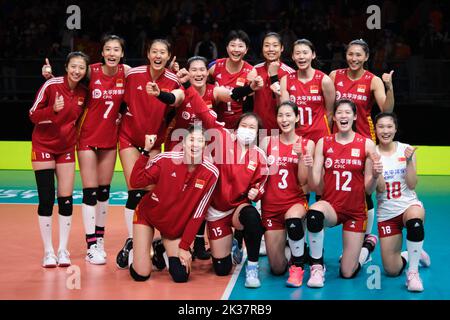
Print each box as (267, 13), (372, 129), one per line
(128, 130), (218, 283)
(253, 32), (295, 133)
(208, 30), (257, 129)
(30, 52), (89, 267)
(116, 39), (180, 269)
(279, 39), (335, 144)
(374, 112), (430, 292)
(329, 38), (395, 264)
(260, 101), (315, 287)
(304, 99), (383, 288)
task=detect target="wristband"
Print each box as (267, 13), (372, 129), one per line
(269, 75), (279, 84)
(141, 150), (150, 157)
(230, 85), (254, 101)
(157, 91), (176, 105)
(182, 80), (191, 90)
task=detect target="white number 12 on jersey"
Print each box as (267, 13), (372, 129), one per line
(333, 170), (352, 191)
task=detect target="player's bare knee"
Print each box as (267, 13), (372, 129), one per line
(340, 262), (361, 279)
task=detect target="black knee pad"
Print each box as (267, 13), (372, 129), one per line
(238, 205), (264, 234)
(306, 193), (310, 203)
(365, 194), (374, 211)
(306, 209), (324, 233)
(35, 169), (55, 216)
(129, 264), (151, 282)
(57, 196), (73, 216)
(97, 185), (111, 202)
(168, 257), (189, 283)
(82, 188), (97, 206)
(212, 255), (232, 276)
(126, 190), (147, 210)
(340, 262), (361, 279)
(406, 218), (424, 242)
(285, 218), (304, 241)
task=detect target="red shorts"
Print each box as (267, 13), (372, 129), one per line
(262, 202), (308, 231)
(133, 204), (179, 239)
(207, 214), (233, 240)
(335, 211), (367, 233)
(378, 214), (404, 238)
(31, 149), (75, 164)
(118, 133), (163, 151)
(77, 140), (117, 151)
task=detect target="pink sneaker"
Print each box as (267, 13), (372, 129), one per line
(406, 270), (424, 292)
(286, 265), (304, 287)
(307, 265), (325, 288)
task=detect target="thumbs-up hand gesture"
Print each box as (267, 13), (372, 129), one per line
(369, 151), (383, 178)
(169, 56), (179, 73)
(404, 146), (417, 162)
(293, 137), (303, 156)
(248, 183), (260, 201)
(144, 134), (157, 152)
(177, 68), (190, 84)
(302, 147), (314, 168)
(268, 61), (280, 77)
(382, 70), (394, 90)
(53, 91), (64, 113)
(42, 58), (53, 79)
(146, 82), (160, 96)
(250, 75), (264, 91)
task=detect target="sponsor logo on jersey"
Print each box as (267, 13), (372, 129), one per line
(182, 111), (191, 120)
(236, 77), (246, 87)
(357, 84), (366, 93)
(267, 155), (275, 165)
(351, 148), (360, 157)
(350, 221), (356, 228)
(95, 79), (102, 85)
(151, 193), (159, 202)
(92, 89), (102, 99)
(327, 147), (334, 154)
(77, 96), (85, 106)
(137, 85), (143, 90)
(398, 157), (406, 162)
(337, 81), (344, 87)
(195, 179), (205, 189)
(325, 157), (333, 169)
(247, 160), (257, 171)
(290, 85), (296, 91)
(310, 85), (319, 94)
(171, 172), (177, 178)
(116, 78), (124, 88)
(186, 102), (191, 108)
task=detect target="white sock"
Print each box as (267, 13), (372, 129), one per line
(308, 230), (324, 260)
(124, 208), (134, 238)
(288, 236), (305, 258)
(359, 247), (369, 265)
(247, 260), (258, 267)
(96, 200), (108, 228)
(82, 203), (96, 235)
(407, 240), (423, 272)
(38, 216), (54, 253)
(58, 215), (72, 252)
(365, 208), (375, 235)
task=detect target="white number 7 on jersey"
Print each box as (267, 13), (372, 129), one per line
(104, 101), (114, 119)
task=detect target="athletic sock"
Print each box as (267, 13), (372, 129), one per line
(38, 216), (54, 253)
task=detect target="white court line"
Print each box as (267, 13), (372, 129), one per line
(220, 252), (247, 300)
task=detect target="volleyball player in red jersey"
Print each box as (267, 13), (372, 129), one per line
(128, 129), (219, 283)
(260, 101), (315, 287)
(329, 39), (395, 263)
(30, 52), (89, 268)
(253, 32), (295, 133)
(208, 30), (257, 129)
(116, 39), (180, 269)
(304, 99), (383, 288)
(174, 69), (268, 287)
(279, 39), (335, 144)
(42, 35), (131, 265)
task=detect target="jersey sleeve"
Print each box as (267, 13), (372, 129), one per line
(252, 155), (269, 202)
(184, 85), (224, 130)
(178, 176), (218, 251)
(129, 154), (162, 189)
(29, 83), (55, 124)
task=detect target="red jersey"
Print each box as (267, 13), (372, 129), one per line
(78, 63), (126, 149)
(254, 62), (295, 132)
(120, 66), (180, 148)
(333, 69), (376, 141)
(211, 58), (253, 129)
(262, 136), (308, 213)
(29, 76), (87, 154)
(286, 69), (331, 143)
(130, 152), (219, 251)
(322, 133), (367, 215)
(183, 85), (268, 213)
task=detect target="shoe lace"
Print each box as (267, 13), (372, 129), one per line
(311, 266), (323, 278)
(247, 266), (259, 278)
(408, 271), (419, 281)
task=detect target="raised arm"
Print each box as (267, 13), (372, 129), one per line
(404, 145), (418, 189)
(372, 71), (394, 113)
(310, 138), (324, 192)
(365, 139), (383, 194)
(129, 135), (161, 189)
(322, 75), (336, 127)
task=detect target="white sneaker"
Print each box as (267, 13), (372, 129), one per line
(86, 244), (106, 265)
(259, 235), (267, 256)
(307, 264), (325, 288)
(42, 251), (58, 268)
(406, 270), (424, 292)
(57, 249), (71, 267)
(96, 237), (107, 258)
(401, 250), (431, 268)
(245, 264), (261, 288)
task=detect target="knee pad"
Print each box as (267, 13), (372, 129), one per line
(126, 190), (147, 210)
(129, 264), (151, 282)
(406, 218), (424, 242)
(97, 185), (111, 202)
(82, 188), (97, 206)
(285, 218), (304, 241)
(57, 196), (73, 216)
(365, 194), (374, 211)
(238, 205), (264, 234)
(306, 209), (324, 233)
(212, 255), (232, 276)
(168, 257), (189, 283)
(340, 262), (361, 279)
(35, 169), (55, 216)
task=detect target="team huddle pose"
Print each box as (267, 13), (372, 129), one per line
(30, 29), (430, 293)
